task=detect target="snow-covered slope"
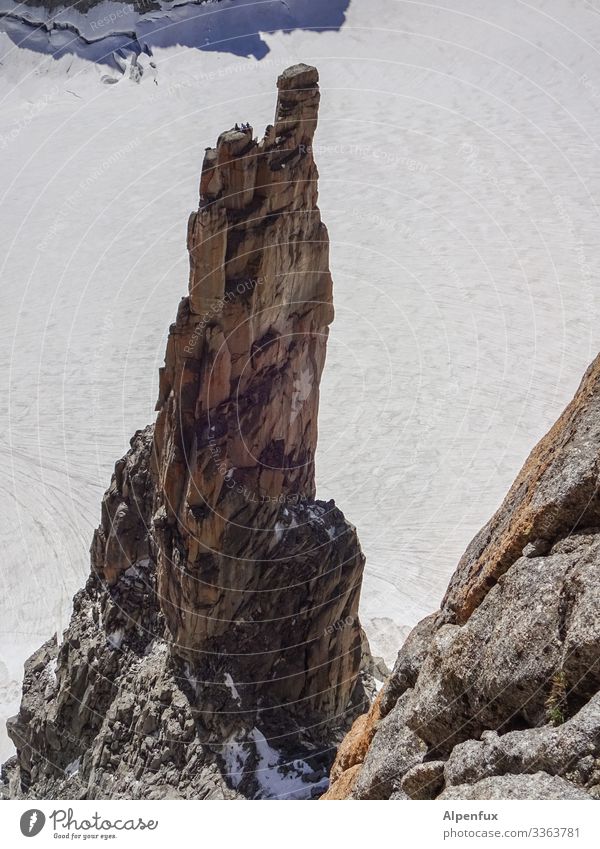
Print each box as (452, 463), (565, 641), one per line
(2, 0), (600, 760)
(0, 0), (350, 66)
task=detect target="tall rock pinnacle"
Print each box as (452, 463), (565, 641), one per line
(148, 62), (365, 729)
(3, 66), (369, 800)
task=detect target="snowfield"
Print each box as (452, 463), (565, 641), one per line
(2, 0), (600, 760)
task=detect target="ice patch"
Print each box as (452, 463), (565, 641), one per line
(124, 558), (151, 580)
(274, 521), (285, 543)
(64, 757), (80, 779)
(184, 662), (200, 696)
(107, 629), (124, 650)
(224, 672), (241, 705)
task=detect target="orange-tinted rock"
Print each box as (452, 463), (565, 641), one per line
(148, 63), (366, 734)
(321, 764), (362, 800)
(328, 690), (384, 784)
(442, 354), (600, 624)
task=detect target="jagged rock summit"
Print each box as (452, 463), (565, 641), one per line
(1, 64), (370, 801)
(325, 355), (600, 800)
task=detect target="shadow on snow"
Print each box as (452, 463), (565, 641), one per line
(0, 0), (352, 68)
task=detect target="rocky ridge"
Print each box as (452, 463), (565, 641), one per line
(1, 64), (372, 800)
(324, 355), (600, 799)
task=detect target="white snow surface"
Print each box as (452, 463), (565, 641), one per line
(106, 628), (125, 649)
(64, 756), (80, 778)
(2, 0), (600, 759)
(224, 672), (241, 705)
(248, 727), (327, 799)
(222, 726), (327, 798)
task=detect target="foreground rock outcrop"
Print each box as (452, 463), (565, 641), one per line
(325, 356), (600, 800)
(1, 64), (371, 800)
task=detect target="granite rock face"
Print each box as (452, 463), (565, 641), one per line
(439, 774), (592, 801)
(2, 65), (370, 801)
(324, 355), (600, 800)
(151, 62), (365, 733)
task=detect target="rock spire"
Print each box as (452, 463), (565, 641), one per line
(2, 65), (370, 801)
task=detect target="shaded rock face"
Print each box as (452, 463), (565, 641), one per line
(324, 355), (600, 800)
(2, 65), (369, 800)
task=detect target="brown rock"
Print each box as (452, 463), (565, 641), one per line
(328, 690), (384, 783)
(321, 764), (362, 800)
(150, 63), (365, 732)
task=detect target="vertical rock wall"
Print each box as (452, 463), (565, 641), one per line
(148, 63), (365, 731)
